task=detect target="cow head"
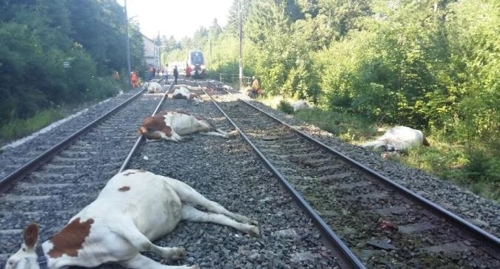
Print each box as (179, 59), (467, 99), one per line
(422, 136), (430, 147)
(5, 224), (40, 269)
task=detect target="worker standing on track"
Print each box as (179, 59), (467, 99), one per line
(185, 64), (192, 80)
(148, 65), (156, 81)
(130, 71), (139, 88)
(173, 66), (179, 85)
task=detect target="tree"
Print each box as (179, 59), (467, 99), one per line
(0, 0), (144, 126)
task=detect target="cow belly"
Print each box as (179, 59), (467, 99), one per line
(171, 118), (208, 135)
(82, 171), (184, 240)
(135, 198), (183, 240)
(174, 125), (202, 135)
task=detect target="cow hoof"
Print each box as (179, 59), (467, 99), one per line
(249, 226), (260, 237)
(228, 130), (239, 137)
(170, 247), (187, 260)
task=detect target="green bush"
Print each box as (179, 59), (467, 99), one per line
(464, 150), (491, 182)
(277, 100), (294, 114)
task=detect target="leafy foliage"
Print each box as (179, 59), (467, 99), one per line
(0, 0), (145, 128)
(277, 100), (294, 114)
(1, 0), (499, 197)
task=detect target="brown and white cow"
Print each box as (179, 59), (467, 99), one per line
(172, 87), (203, 104)
(137, 110), (237, 142)
(5, 169), (259, 269)
(362, 126), (430, 151)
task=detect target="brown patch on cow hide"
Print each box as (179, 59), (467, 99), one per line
(189, 93), (198, 100)
(118, 186), (130, 192)
(23, 223), (39, 249)
(48, 218), (94, 258)
(138, 116), (172, 140)
(162, 126), (173, 136)
(137, 126), (148, 135)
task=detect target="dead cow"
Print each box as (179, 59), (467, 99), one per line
(5, 169), (259, 269)
(291, 100), (310, 112)
(362, 126), (430, 151)
(142, 81), (163, 93)
(172, 87), (203, 104)
(137, 110), (236, 142)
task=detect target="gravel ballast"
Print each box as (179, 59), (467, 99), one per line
(124, 95), (341, 269)
(2, 80), (499, 268)
(214, 82), (500, 241)
(0, 88), (341, 268)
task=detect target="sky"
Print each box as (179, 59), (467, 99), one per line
(118, 0), (234, 40)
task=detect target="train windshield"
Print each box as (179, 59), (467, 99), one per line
(190, 51), (204, 64)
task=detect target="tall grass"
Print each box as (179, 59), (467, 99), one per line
(0, 109), (66, 146)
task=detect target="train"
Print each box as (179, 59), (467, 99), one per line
(186, 50), (206, 78)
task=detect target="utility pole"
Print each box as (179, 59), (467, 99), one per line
(238, 0), (243, 90)
(209, 35), (212, 67)
(124, 0), (132, 89)
(157, 30), (161, 68)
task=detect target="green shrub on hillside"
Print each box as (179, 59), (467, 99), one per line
(277, 100), (294, 114)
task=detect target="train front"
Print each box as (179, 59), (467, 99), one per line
(188, 50), (206, 79)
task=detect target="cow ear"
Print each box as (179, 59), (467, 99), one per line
(23, 223), (39, 249)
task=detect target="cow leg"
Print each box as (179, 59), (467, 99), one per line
(181, 205), (259, 237)
(115, 221), (186, 260)
(199, 131), (228, 137)
(160, 129), (183, 142)
(165, 177), (256, 225)
(120, 254), (198, 269)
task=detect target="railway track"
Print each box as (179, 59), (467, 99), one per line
(0, 80), (342, 268)
(0, 89), (145, 185)
(0, 84), (169, 264)
(201, 81), (500, 268)
(2, 78), (499, 268)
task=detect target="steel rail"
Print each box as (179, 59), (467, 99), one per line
(202, 86), (366, 269)
(224, 88), (500, 259)
(119, 81), (175, 172)
(0, 89), (146, 192)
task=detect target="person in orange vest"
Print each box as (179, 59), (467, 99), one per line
(185, 64), (192, 80)
(130, 71), (139, 88)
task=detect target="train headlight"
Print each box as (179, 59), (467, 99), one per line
(200, 65), (205, 70)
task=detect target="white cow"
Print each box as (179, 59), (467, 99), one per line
(172, 87), (203, 104)
(291, 100), (311, 112)
(362, 126), (430, 151)
(5, 169), (259, 269)
(137, 110), (237, 142)
(143, 82), (164, 93)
